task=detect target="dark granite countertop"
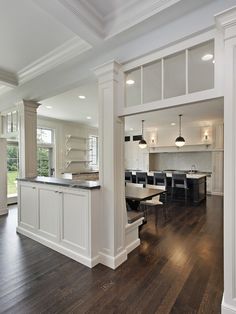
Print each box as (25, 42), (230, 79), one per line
(17, 176), (100, 190)
(61, 171), (99, 175)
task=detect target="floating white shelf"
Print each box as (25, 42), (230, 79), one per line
(66, 147), (92, 155)
(65, 160), (92, 168)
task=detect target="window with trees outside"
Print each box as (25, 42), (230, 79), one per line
(7, 143), (19, 197)
(37, 128), (54, 177)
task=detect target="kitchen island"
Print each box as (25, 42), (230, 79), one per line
(129, 171), (208, 204)
(17, 177), (101, 268)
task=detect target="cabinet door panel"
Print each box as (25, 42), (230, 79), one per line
(38, 188), (60, 239)
(20, 185), (37, 229)
(62, 192), (88, 253)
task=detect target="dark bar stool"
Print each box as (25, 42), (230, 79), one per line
(154, 172), (167, 202)
(125, 171), (133, 183)
(171, 173), (188, 203)
(136, 172), (148, 185)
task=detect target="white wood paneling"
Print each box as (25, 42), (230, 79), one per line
(62, 190), (88, 253)
(38, 188), (60, 239)
(20, 184), (37, 229)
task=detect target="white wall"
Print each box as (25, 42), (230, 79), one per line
(37, 116), (98, 177)
(149, 151), (212, 172)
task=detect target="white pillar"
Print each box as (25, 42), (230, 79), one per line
(216, 6), (236, 314)
(94, 61), (127, 269)
(18, 100), (40, 178)
(0, 138), (7, 215)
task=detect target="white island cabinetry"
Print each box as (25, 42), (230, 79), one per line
(17, 179), (101, 268)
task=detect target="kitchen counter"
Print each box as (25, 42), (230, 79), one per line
(18, 176), (100, 190)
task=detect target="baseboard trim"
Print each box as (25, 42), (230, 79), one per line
(0, 208), (8, 216)
(99, 249), (127, 269)
(126, 239), (140, 254)
(222, 297), (236, 314)
(16, 226), (99, 268)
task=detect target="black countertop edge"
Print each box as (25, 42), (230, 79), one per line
(61, 171), (99, 175)
(17, 177), (100, 190)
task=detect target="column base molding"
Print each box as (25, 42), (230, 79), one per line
(99, 249), (128, 270)
(222, 296), (236, 314)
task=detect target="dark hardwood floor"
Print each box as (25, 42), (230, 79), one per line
(0, 196), (223, 314)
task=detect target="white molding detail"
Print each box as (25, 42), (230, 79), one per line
(0, 208), (8, 216)
(99, 250), (128, 269)
(222, 296), (236, 314)
(18, 37), (91, 85)
(0, 69), (18, 87)
(58, 0), (104, 38)
(104, 0), (182, 38)
(17, 226), (99, 268)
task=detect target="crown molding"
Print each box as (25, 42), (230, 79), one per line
(58, 0), (105, 39)
(215, 6), (236, 39)
(104, 0), (182, 38)
(18, 37), (91, 85)
(0, 69), (18, 87)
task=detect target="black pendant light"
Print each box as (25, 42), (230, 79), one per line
(175, 114), (185, 147)
(139, 120), (147, 149)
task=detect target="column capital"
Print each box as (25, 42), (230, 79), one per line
(215, 6), (236, 40)
(17, 99), (41, 112)
(93, 60), (122, 84)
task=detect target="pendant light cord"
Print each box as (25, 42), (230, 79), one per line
(179, 114), (182, 136)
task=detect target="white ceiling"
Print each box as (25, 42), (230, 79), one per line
(125, 98), (224, 131)
(0, 0), (234, 110)
(0, 0), (75, 73)
(38, 82), (98, 127)
(38, 80), (223, 130)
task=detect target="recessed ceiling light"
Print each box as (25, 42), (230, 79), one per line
(126, 79), (135, 85)
(171, 122), (176, 126)
(201, 54), (214, 61)
(78, 95), (86, 99)
(130, 128), (134, 131)
(212, 59), (215, 64)
(46, 105), (52, 109)
(86, 116), (92, 120)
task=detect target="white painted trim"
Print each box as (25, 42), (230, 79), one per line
(119, 88), (222, 117)
(0, 208), (8, 216)
(17, 226), (99, 268)
(18, 37), (91, 85)
(123, 29), (216, 71)
(222, 297), (236, 314)
(0, 69), (18, 87)
(126, 239), (141, 255)
(99, 250), (128, 270)
(105, 0), (182, 39)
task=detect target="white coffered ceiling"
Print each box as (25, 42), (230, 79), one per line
(0, 0), (235, 111)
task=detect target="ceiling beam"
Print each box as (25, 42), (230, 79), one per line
(33, 0), (104, 46)
(0, 69), (18, 87)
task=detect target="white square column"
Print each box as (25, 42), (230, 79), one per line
(0, 138), (7, 215)
(94, 61), (127, 269)
(216, 6), (236, 314)
(18, 100), (40, 178)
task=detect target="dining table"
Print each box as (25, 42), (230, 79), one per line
(125, 185), (165, 211)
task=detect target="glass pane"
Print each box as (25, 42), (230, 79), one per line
(37, 147), (50, 176)
(37, 128), (53, 144)
(164, 50), (186, 98)
(12, 111), (18, 132)
(188, 40), (214, 93)
(143, 60), (162, 103)
(7, 144), (19, 196)
(125, 67), (141, 107)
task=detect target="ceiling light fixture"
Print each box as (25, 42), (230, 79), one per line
(126, 79), (135, 85)
(78, 95), (86, 99)
(139, 120), (147, 149)
(86, 116), (92, 120)
(201, 54), (214, 61)
(46, 105), (52, 109)
(171, 122), (176, 126)
(175, 114), (185, 147)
